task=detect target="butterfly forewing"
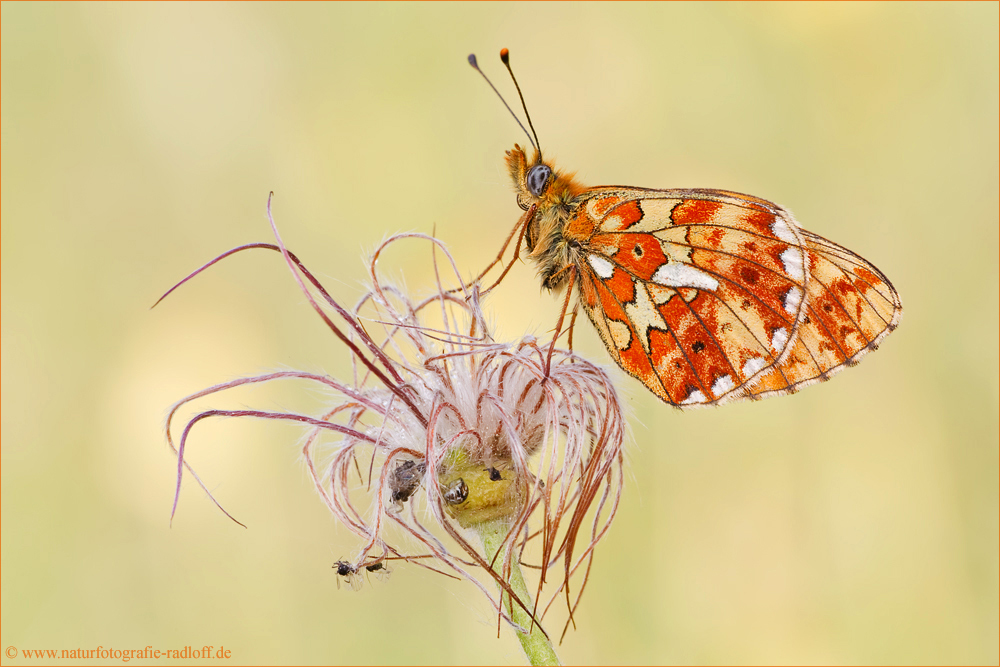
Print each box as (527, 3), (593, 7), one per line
(566, 188), (899, 407)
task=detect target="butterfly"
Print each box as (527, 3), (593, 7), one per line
(471, 50), (902, 408)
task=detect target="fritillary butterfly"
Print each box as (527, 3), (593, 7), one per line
(472, 49), (902, 408)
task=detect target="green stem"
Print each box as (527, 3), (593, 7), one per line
(476, 519), (560, 666)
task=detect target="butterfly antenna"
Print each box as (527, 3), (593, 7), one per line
(468, 53), (537, 152)
(499, 48), (541, 154)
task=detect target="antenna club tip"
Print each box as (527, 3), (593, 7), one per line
(500, 48), (510, 63)
(467, 53), (479, 68)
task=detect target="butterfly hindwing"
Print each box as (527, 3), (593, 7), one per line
(746, 230), (902, 399)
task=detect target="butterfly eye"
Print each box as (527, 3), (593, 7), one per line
(526, 164), (552, 197)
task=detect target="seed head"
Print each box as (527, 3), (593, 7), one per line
(163, 199), (626, 635)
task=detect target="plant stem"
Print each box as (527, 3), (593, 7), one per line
(476, 519), (560, 666)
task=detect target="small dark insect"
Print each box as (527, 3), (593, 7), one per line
(333, 560), (363, 591)
(443, 478), (469, 505)
(389, 459), (427, 505)
(487, 466), (502, 482)
(364, 561), (392, 582)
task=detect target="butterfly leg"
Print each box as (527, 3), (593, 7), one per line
(480, 204), (536, 296)
(450, 205), (536, 296)
(544, 267), (577, 376)
(566, 301), (580, 352)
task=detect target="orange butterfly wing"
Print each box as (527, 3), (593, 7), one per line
(565, 188), (901, 407)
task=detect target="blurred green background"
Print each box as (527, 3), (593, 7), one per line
(2, 3), (997, 664)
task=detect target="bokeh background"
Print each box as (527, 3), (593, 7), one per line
(2, 3), (997, 665)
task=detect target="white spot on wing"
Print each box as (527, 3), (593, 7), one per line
(711, 375), (735, 395)
(742, 356), (767, 377)
(588, 254), (615, 279)
(780, 247), (805, 281)
(771, 217), (797, 243)
(783, 285), (803, 315)
(770, 327), (789, 352)
(680, 388), (707, 405)
(652, 262), (719, 291)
